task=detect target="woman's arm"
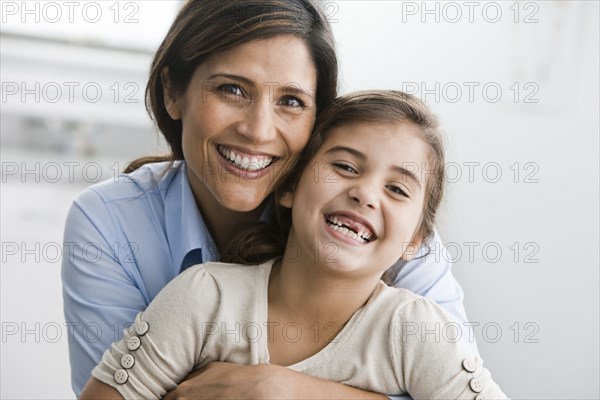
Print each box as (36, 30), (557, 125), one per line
(165, 362), (388, 400)
(80, 378), (124, 400)
(62, 189), (149, 395)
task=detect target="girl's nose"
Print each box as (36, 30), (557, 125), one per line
(348, 183), (379, 209)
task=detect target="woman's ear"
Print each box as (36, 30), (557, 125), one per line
(279, 191), (294, 208)
(162, 67), (182, 120)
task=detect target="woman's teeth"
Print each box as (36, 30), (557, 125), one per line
(326, 215), (374, 243)
(218, 145), (274, 171)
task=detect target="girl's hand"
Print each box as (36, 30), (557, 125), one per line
(163, 361), (387, 399)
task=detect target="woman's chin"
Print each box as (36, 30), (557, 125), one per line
(217, 190), (269, 213)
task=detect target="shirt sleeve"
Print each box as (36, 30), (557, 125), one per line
(91, 265), (217, 399)
(389, 229), (479, 355)
(392, 298), (508, 399)
(61, 188), (148, 396)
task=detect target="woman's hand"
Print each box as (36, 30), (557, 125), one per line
(163, 361), (388, 399)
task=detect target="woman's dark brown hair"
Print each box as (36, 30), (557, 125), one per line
(223, 90), (446, 285)
(125, 0), (338, 172)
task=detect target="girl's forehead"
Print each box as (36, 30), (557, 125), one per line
(322, 121), (422, 145)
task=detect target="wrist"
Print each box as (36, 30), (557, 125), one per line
(248, 364), (292, 398)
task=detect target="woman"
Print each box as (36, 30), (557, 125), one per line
(62, 1), (474, 397)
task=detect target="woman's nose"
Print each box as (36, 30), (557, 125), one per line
(235, 100), (277, 144)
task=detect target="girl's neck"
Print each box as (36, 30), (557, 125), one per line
(267, 251), (381, 366)
(270, 255), (381, 322)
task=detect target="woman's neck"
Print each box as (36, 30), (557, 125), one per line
(186, 168), (266, 253)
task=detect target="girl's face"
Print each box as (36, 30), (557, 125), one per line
(164, 35), (317, 211)
(282, 121), (430, 278)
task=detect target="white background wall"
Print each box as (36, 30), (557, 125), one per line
(1, 1), (598, 398)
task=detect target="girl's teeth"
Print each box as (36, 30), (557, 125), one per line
(326, 216), (372, 243)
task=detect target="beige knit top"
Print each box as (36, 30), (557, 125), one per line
(93, 260), (507, 399)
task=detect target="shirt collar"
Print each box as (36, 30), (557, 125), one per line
(164, 162), (219, 274)
(164, 162), (276, 274)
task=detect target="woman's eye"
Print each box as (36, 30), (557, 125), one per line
(217, 83), (244, 97)
(332, 162), (358, 174)
(387, 185), (409, 198)
(280, 96), (305, 108)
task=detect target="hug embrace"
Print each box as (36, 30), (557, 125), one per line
(62, 1), (508, 398)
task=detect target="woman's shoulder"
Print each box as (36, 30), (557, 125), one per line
(74, 161), (182, 205)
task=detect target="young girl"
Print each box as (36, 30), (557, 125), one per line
(81, 91), (507, 399)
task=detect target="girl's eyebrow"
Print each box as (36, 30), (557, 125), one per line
(208, 73), (314, 99)
(325, 145), (422, 189)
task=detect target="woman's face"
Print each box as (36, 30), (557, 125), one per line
(281, 121), (429, 279)
(165, 35), (318, 211)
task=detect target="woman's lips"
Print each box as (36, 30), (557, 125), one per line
(217, 144), (275, 172)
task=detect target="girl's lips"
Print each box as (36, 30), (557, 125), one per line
(324, 213), (377, 244)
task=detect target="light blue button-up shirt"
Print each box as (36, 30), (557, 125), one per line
(62, 161), (476, 396)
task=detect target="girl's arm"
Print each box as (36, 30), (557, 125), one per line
(86, 265), (217, 399)
(395, 298), (507, 399)
(389, 230), (480, 355)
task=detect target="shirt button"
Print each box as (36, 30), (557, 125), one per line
(470, 377), (484, 393)
(125, 335), (141, 351)
(475, 394), (485, 400)
(121, 353), (135, 369)
(135, 320), (149, 336)
(462, 358), (478, 373)
(114, 368), (129, 384)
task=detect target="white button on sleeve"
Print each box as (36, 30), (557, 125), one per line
(470, 377), (484, 393)
(120, 353), (135, 369)
(125, 336), (141, 351)
(114, 369), (129, 385)
(462, 358), (478, 373)
(135, 320), (150, 336)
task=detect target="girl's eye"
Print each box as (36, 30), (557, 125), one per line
(279, 96), (305, 108)
(332, 162), (358, 174)
(217, 83), (244, 97)
(387, 185), (409, 198)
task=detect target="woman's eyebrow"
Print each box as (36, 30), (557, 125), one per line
(208, 73), (254, 86)
(208, 73), (314, 99)
(325, 145), (421, 188)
